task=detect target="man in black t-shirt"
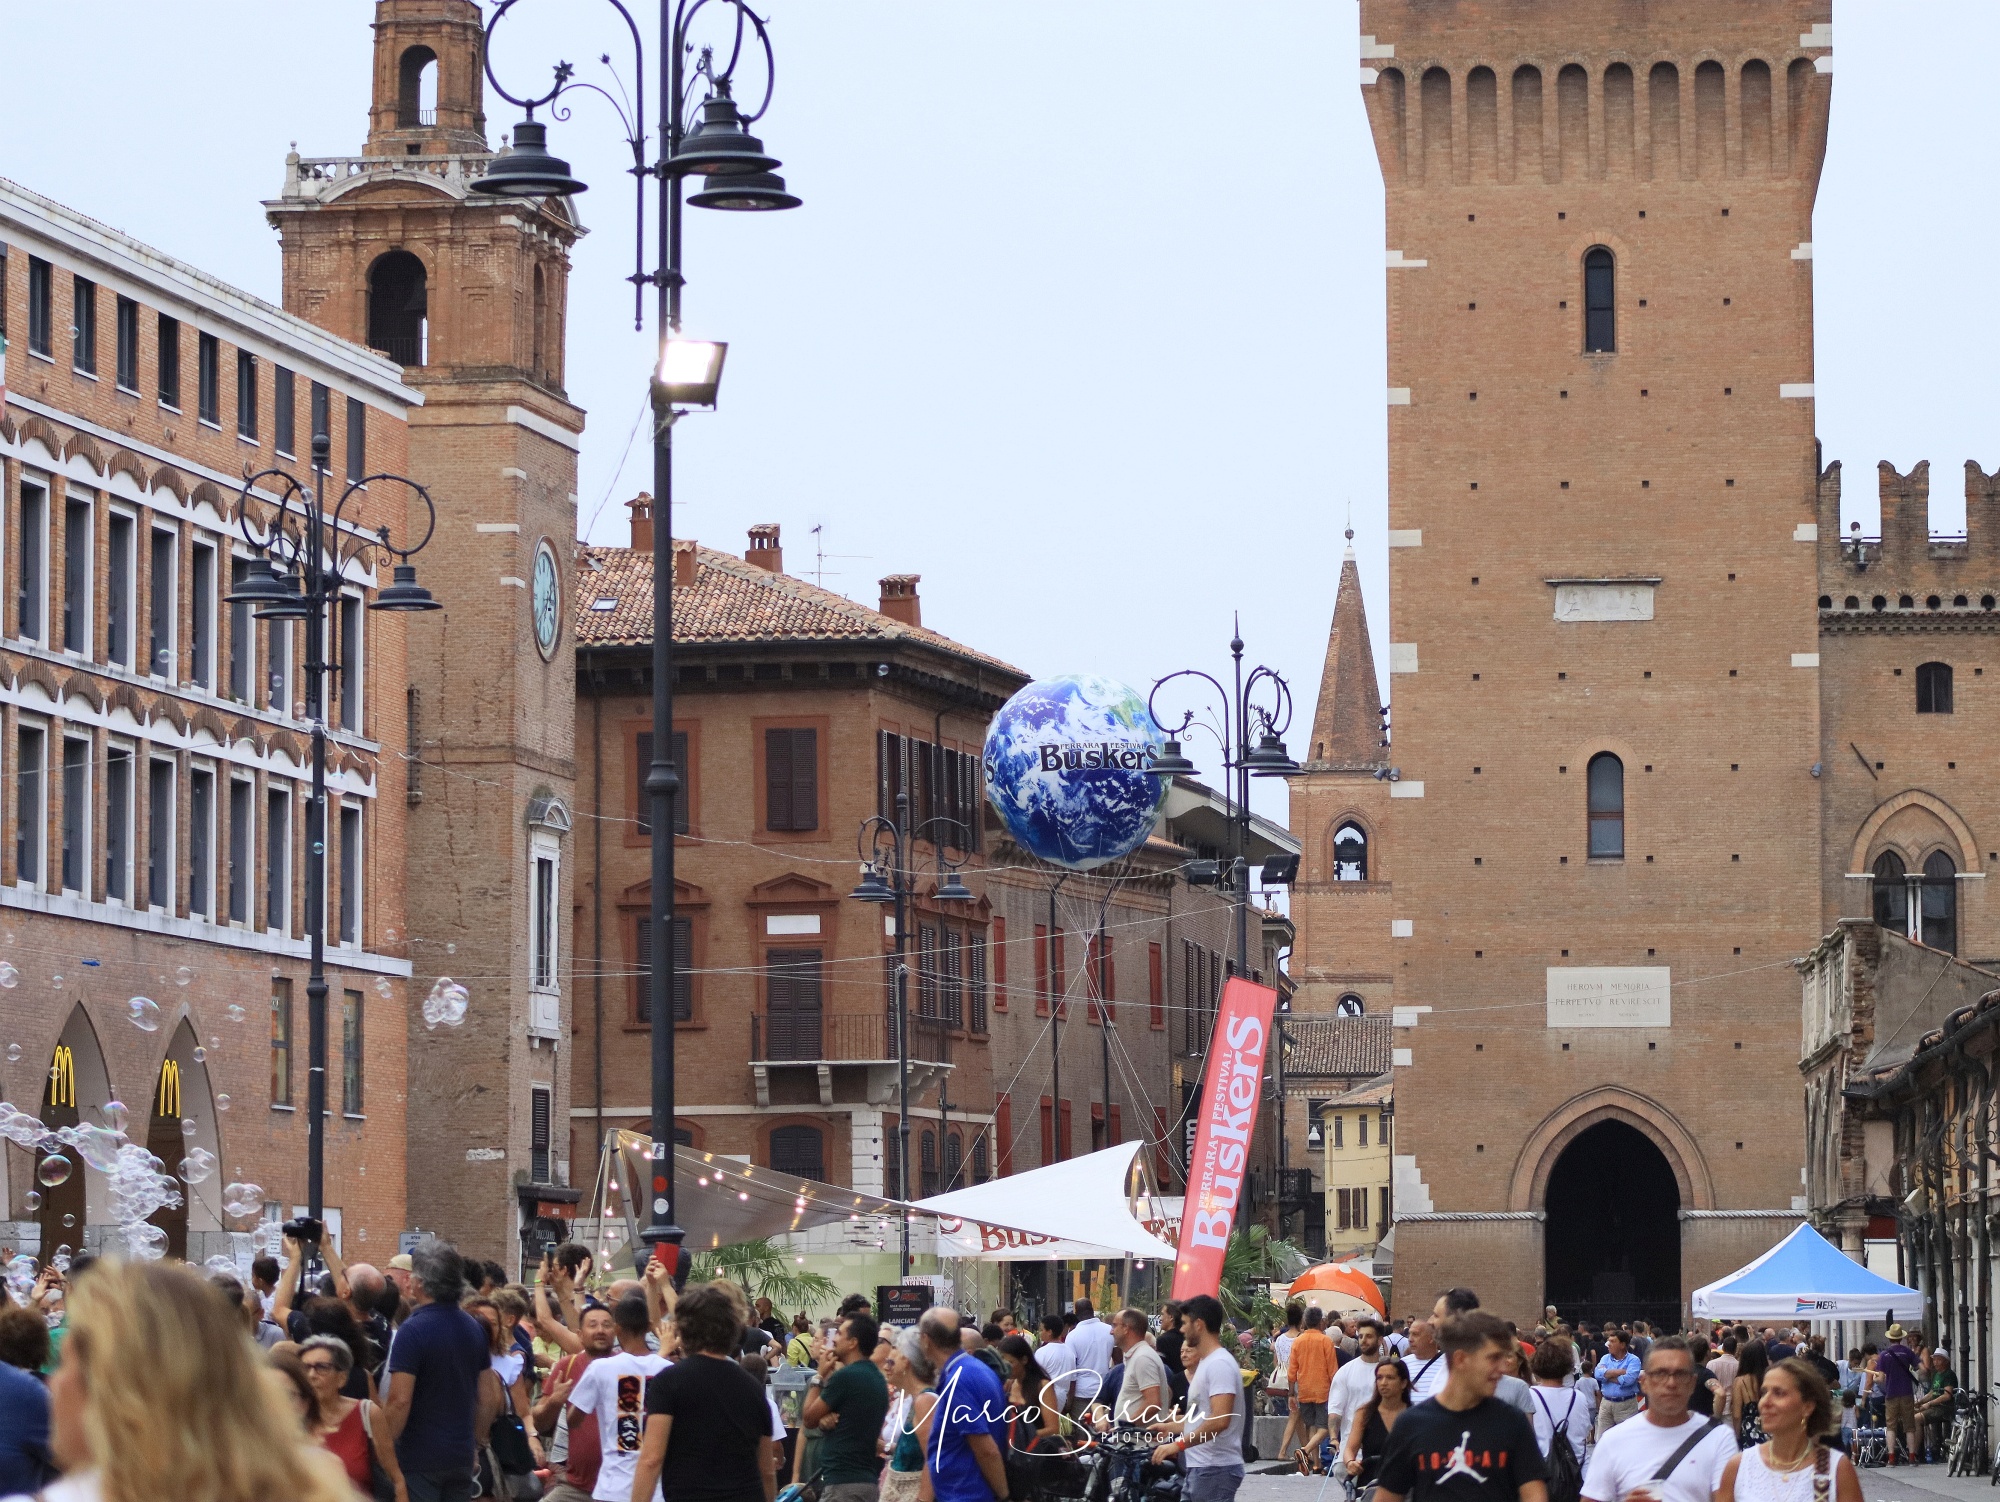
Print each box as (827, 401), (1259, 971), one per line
(633, 1281), (778, 1502)
(1375, 1310), (1548, 1502)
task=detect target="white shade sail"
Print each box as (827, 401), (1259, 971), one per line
(915, 1141), (1179, 1260)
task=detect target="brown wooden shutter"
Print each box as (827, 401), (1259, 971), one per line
(790, 728), (817, 829)
(765, 728), (792, 829)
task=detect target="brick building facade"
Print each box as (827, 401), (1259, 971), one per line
(0, 175), (421, 1262)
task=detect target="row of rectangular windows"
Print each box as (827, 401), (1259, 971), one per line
(1, 247), (368, 477)
(9, 721), (366, 945)
(12, 471), (366, 732)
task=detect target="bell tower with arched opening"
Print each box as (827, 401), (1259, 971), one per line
(1358, 0), (1834, 1317)
(267, 0), (583, 1265)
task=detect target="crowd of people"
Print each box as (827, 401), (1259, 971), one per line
(0, 1252), (1933, 1502)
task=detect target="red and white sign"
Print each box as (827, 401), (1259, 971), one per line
(934, 1199), (1183, 1262)
(1171, 977), (1279, 1298)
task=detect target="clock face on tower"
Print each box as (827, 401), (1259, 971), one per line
(532, 539), (561, 659)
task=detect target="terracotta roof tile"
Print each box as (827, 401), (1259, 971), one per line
(573, 543), (1023, 677)
(1284, 1015), (1393, 1079)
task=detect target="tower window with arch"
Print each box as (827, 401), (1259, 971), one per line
(1916, 661), (1953, 714)
(1332, 823), (1369, 881)
(1583, 247), (1616, 353)
(1587, 752), (1624, 858)
(398, 45), (439, 128)
(1873, 848), (1958, 954)
(367, 252), (428, 368)
(1336, 994), (1365, 1017)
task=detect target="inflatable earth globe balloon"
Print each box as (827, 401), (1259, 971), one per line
(984, 674), (1169, 871)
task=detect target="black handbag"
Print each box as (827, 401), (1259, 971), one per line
(486, 1410), (542, 1500)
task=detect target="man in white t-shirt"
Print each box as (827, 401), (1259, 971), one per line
(1329, 1319), (1390, 1446)
(1035, 1313), (1078, 1413)
(1400, 1320), (1449, 1402)
(1581, 1336), (1734, 1502)
(567, 1295), (671, 1502)
(1067, 1300), (1116, 1411)
(1151, 1295), (1245, 1502)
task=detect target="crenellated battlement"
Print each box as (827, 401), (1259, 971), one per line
(1358, 1), (1831, 191)
(1817, 459), (2000, 615)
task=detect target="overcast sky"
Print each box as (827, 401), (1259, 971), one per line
(0, 2), (1994, 831)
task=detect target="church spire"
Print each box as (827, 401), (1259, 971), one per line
(1309, 531), (1385, 767)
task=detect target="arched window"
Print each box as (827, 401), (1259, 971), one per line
(945, 1132), (963, 1192)
(1922, 850), (1958, 953)
(1587, 752), (1624, 858)
(972, 1136), (990, 1183)
(768, 1124), (824, 1181)
(1583, 247), (1615, 352)
(919, 1129), (939, 1196)
(1337, 994), (1365, 1017)
(1333, 823), (1369, 881)
(1873, 850), (1908, 933)
(398, 45), (439, 128)
(532, 264), (548, 377)
(366, 251), (428, 368)
(1917, 662), (1954, 714)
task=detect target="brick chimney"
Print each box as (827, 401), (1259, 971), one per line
(745, 523), (783, 572)
(879, 574), (921, 627)
(672, 539), (697, 588)
(627, 493), (654, 552)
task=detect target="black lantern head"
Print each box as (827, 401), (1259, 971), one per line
(1147, 739), (1197, 778)
(665, 82), (781, 178)
(471, 119), (589, 198)
(370, 562), (444, 612)
(849, 863), (895, 904)
(687, 169), (800, 212)
(936, 870), (974, 903)
(1244, 731), (1300, 777)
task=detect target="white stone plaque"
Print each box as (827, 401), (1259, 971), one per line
(1546, 967), (1671, 1028)
(1553, 583), (1655, 622)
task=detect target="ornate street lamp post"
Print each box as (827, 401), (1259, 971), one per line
(477, 0), (799, 1266)
(226, 431), (441, 1232)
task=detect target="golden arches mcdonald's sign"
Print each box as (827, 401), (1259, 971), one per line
(157, 1058), (182, 1120)
(48, 1045), (75, 1109)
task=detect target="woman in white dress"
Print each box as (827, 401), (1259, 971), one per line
(1715, 1357), (1863, 1502)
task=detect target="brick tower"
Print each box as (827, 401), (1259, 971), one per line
(1287, 535), (1393, 1018)
(1357, 1), (1833, 1317)
(268, 0), (584, 1263)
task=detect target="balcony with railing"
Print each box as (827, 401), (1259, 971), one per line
(748, 1008), (954, 1109)
(276, 152), (494, 206)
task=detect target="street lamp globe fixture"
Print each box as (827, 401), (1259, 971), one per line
(223, 556), (297, 612)
(664, 82), (781, 178)
(935, 870), (974, 903)
(471, 119), (589, 199)
(370, 562), (445, 613)
(656, 338), (728, 408)
(1244, 730), (1300, 777)
(1147, 738), (1197, 778)
(686, 170), (801, 212)
(849, 864), (895, 903)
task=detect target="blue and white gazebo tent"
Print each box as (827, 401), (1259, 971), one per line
(1690, 1222), (1922, 1321)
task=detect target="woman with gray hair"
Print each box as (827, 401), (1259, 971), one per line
(299, 1332), (405, 1500)
(880, 1329), (939, 1502)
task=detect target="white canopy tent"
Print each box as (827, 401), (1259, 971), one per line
(1690, 1222), (1922, 1321)
(914, 1141), (1179, 1261)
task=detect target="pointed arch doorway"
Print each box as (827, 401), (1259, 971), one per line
(145, 1020), (224, 1262)
(1543, 1119), (1682, 1329)
(36, 1007), (112, 1258)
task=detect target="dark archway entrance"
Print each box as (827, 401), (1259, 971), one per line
(367, 251), (428, 367)
(1544, 1119), (1682, 1330)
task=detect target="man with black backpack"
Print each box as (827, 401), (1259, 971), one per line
(1581, 1336), (1736, 1502)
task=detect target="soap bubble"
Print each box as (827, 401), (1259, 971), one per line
(51, 1248), (70, 1272)
(100, 1102), (129, 1134)
(192, 1047), (207, 1063)
(179, 1147), (217, 1184)
(446, 942), (456, 955)
(422, 978), (470, 1030)
(0, 1105), (48, 1149)
(49, 975), (62, 989)
(203, 1254), (236, 1278)
(356, 1227), (367, 1242)
(225, 1004), (247, 1024)
(59, 1216), (73, 1231)
(384, 927), (398, 944)
(221, 1182), (264, 1220)
(180, 1118), (197, 1138)
(67, 1124), (124, 1173)
(175, 966), (195, 987)
(23, 1191), (40, 1212)
(36, 1155), (72, 1187)
(125, 996), (162, 1033)
(375, 976), (393, 1000)
(215, 1094), (231, 1112)
(3, 1044), (17, 1063)
(0, 964), (17, 990)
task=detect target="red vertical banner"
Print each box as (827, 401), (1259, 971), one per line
(1171, 976), (1279, 1299)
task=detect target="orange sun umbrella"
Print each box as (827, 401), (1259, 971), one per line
(1287, 1262), (1386, 1317)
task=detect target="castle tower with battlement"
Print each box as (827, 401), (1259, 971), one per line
(1345, 0), (1835, 1318)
